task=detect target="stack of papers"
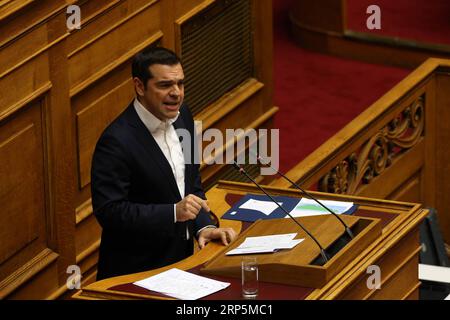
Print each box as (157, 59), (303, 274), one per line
(287, 198), (354, 217)
(226, 233), (304, 255)
(133, 268), (230, 300)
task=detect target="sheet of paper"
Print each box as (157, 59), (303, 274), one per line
(273, 238), (304, 249)
(226, 246), (279, 255)
(239, 198), (283, 216)
(133, 268), (230, 300)
(225, 233), (304, 255)
(239, 233), (297, 248)
(287, 198), (353, 218)
(419, 264), (450, 284)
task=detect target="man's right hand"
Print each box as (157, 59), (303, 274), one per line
(176, 194), (210, 222)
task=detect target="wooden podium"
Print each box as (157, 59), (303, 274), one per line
(74, 181), (428, 300)
(200, 213), (382, 288)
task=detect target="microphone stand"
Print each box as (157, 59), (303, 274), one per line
(233, 162), (329, 265)
(254, 154), (354, 240)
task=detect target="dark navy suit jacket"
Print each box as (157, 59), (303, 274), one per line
(91, 102), (214, 280)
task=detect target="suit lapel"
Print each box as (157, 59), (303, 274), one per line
(172, 110), (193, 194)
(172, 109), (194, 237)
(124, 104), (181, 199)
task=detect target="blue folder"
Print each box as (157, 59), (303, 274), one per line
(221, 193), (358, 222)
(221, 193), (300, 222)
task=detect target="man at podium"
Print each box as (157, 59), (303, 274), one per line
(91, 47), (236, 280)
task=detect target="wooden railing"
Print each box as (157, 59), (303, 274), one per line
(271, 58), (450, 247)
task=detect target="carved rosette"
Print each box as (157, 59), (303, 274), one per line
(319, 96), (424, 194)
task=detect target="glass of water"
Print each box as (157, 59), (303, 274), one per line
(241, 256), (258, 299)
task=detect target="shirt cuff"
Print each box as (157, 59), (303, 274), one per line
(196, 225), (217, 238)
(173, 204), (177, 223)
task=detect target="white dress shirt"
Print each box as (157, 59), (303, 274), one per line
(134, 98), (190, 234)
(134, 98), (215, 240)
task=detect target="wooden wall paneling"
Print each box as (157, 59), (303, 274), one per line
(173, 0), (212, 24)
(368, 245), (420, 299)
(0, 22), (48, 75)
(0, 0), (66, 47)
(0, 2), (71, 298)
(403, 284), (420, 300)
(69, 0), (121, 30)
(3, 250), (59, 299)
(0, 5), (68, 299)
(435, 72), (450, 243)
(74, 259), (99, 296)
(75, 215), (101, 275)
(68, 1), (162, 96)
(0, 0), (33, 19)
(198, 93), (265, 163)
(354, 140), (425, 200)
(75, 78), (135, 189)
(196, 78), (264, 130)
(160, 0), (176, 49)
(0, 53), (50, 119)
(335, 225), (419, 300)
(252, 0), (273, 108)
(389, 173), (421, 204)
(1, 3), (77, 298)
(201, 108), (278, 189)
(66, 0), (152, 55)
(327, 211), (424, 300)
(71, 60), (139, 207)
(45, 15), (77, 289)
(0, 100), (52, 299)
(422, 74), (437, 215)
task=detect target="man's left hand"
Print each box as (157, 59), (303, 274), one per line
(198, 227), (237, 249)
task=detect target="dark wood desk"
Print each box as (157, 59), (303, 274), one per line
(74, 181), (427, 300)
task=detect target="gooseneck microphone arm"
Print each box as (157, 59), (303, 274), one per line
(232, 162), (329, 265)
(253, 154), (354, 240)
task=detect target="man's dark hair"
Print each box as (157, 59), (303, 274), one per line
(131, 47), (182, 88)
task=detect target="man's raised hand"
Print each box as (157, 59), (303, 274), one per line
(176, 194), (210, 222)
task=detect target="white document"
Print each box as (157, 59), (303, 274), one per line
(133, 268), (230, 300)
(239, 198), (283, 216)
(287, 198), (354, 218)
(226, 246), (279, 255)
(226, 233), (304, 255)
(419, 264), (450, 284)
(273, 239), (304, 249)
(239, 233), (297, 247)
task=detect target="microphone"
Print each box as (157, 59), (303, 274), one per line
(232, 162), (329, 265)
(252, 153), (354, 240)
